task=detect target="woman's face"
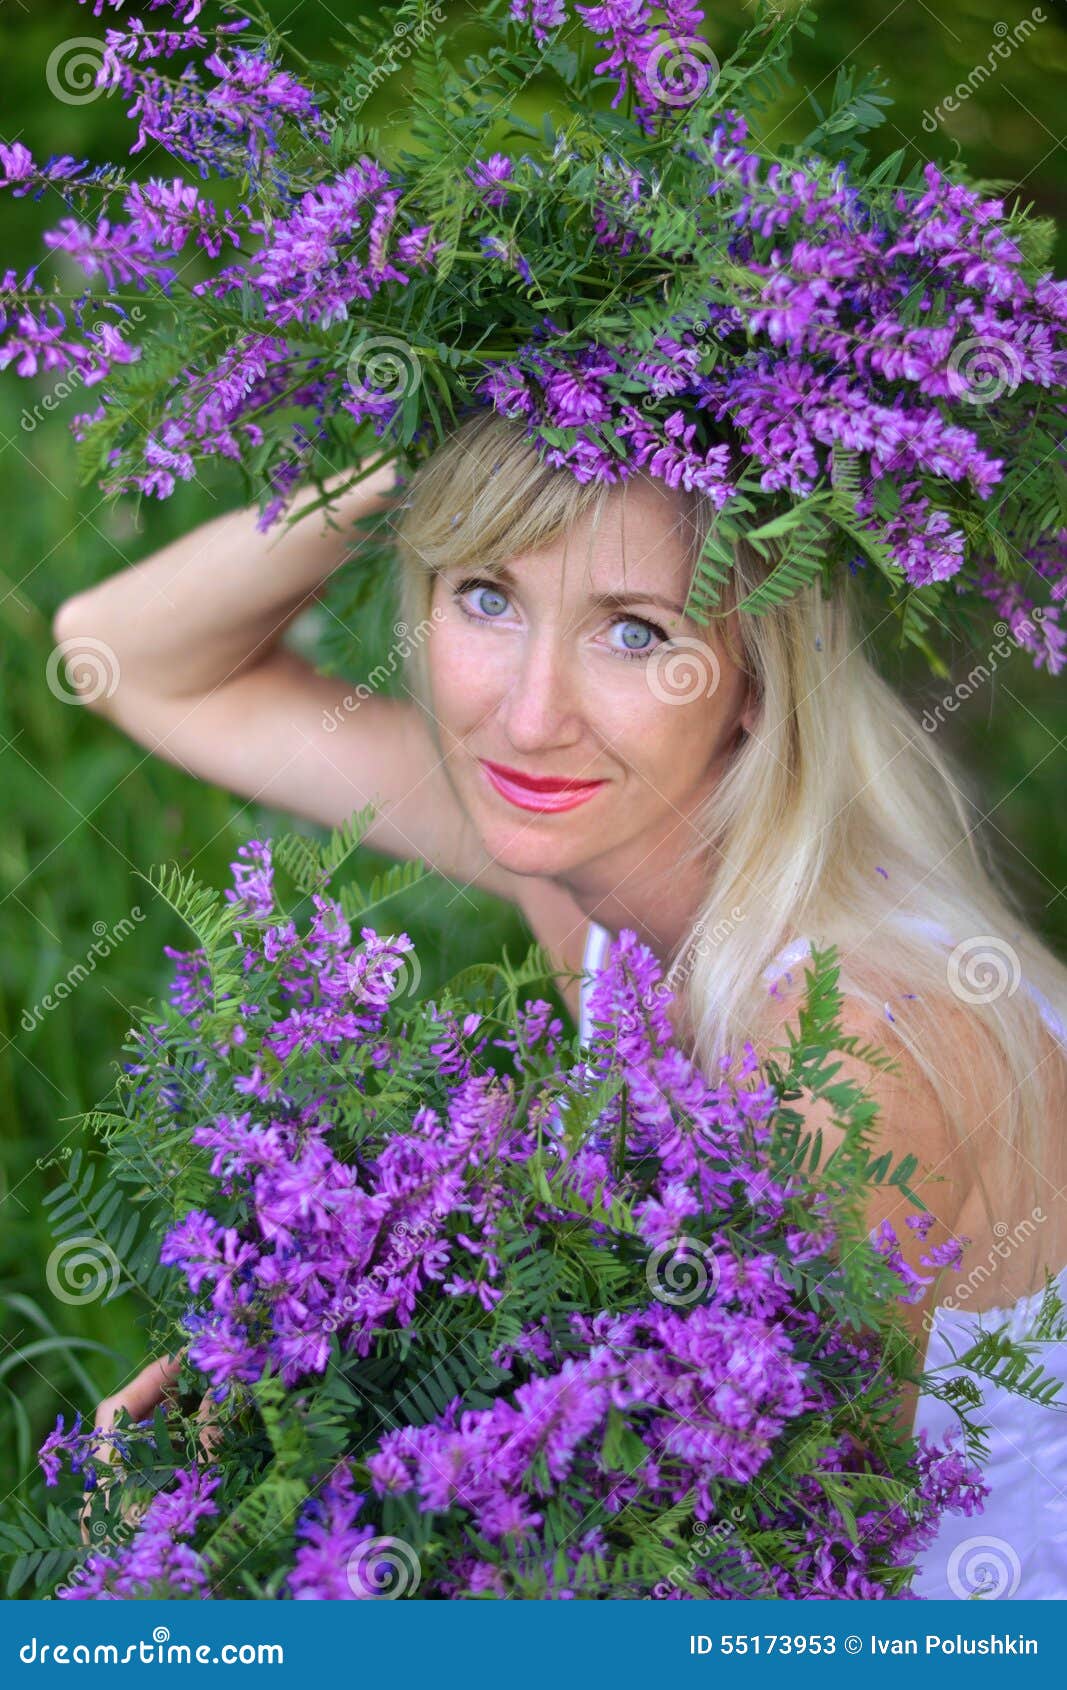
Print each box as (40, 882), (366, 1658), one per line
(427, 475), (754, 885)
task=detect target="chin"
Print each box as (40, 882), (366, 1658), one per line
(477, 819), (586, 878)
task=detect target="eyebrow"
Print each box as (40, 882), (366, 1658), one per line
(455, 562), (687, 619)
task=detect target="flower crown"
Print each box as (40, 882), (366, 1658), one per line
(2, 0), (1065, 673)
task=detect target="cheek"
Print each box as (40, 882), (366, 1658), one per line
(607, 682), (740, 789)
(426, 613), (506, 721)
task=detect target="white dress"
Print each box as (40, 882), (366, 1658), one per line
(576, 919), (1067, 1599)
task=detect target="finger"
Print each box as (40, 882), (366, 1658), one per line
(194, 1388), (225, 1462)
(81, 1351), (187, 1541)
(93, 1351), (184, 1434)
(117, 1352), (184, 1424)
(79, 1352), (186, 1548)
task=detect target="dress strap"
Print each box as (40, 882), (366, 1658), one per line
(577, 919), (613, 1045)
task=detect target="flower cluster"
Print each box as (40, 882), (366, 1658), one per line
(59, 1466), (222, 1600)
(871, 1212), (969, 1307)
(513, 2), (709, 133)
(1, 1), (1064, 668)
(33, 829), (1008, 1600)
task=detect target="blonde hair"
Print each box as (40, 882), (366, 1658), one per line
(392, 410), (1067, 1232)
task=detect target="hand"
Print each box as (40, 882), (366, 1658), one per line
(79, 1351), (223, 1546)
(309, 456), (400, 527)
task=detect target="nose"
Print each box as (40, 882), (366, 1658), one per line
(496, 626), (583, 754)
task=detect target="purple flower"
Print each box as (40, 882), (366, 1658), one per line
(59, 1465), (221, 1600)
(467, 154), (515, 209)
(288, 1465), (376, 1599)
(510, 0), (568, 42)
(225, 838), (275, 919)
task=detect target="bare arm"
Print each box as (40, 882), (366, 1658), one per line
(51, 464), (520, 897)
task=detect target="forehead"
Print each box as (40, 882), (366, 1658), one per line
(493, 477), (695, 602)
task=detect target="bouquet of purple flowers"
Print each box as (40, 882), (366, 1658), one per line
(22, 811), (1059, 1601)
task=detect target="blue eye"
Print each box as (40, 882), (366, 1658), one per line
(476, 584), (510, 618)
(615, 620), (653, 653)
(609, 615), (667, 661)
(454, 579), (509, 619)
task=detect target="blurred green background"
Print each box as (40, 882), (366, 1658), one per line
(0, 0), (1064, 1570)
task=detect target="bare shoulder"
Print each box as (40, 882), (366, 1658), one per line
(755, 986), (958, 1179)
(752, 976), (1067, 1312)
(750, 986), (974, 1359)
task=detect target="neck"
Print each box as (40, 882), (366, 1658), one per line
(557, 837), (716, 970)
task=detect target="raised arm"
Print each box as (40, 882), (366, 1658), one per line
(50, 464), (518, 898)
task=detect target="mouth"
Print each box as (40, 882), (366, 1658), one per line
(478, 759), (607, 814)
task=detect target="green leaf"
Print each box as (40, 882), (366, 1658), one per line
(601, 1407), (650, 1472)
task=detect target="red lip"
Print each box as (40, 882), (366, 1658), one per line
(479, 760), (606, 814)
(481, 759), (603, 794)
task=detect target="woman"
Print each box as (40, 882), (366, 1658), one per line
(54, 409), (1067, 1597)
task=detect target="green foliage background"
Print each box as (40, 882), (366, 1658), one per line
(0, 0), (1064, 1549)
